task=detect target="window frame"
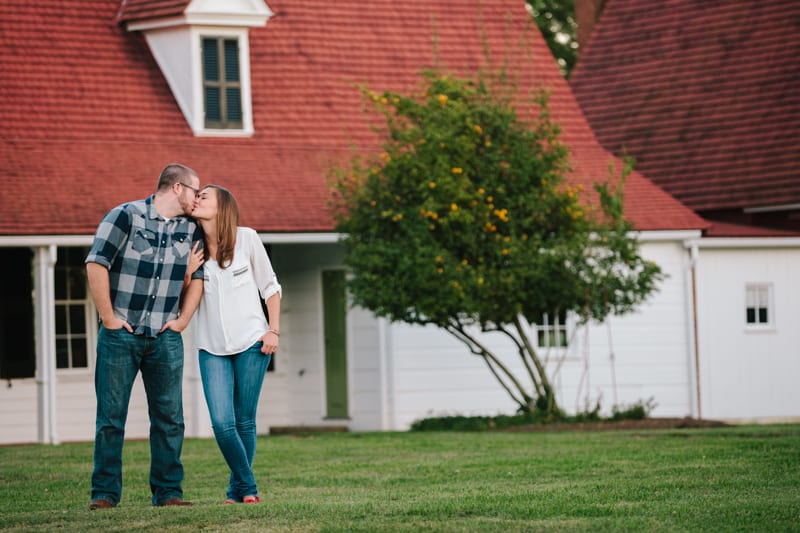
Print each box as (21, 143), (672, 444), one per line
(535, 311), (570, 349)
(744, 283), (774, 331)
(54, 247), (96, 375)
(201, 35), (244, 130)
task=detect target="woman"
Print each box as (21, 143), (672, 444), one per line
(189, 184), (281, 504)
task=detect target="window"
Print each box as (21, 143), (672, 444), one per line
(536, 311), (568, 348)
(55, 248), (91, 370)
(745, 284), (772, 327)
(202, 37), (242, 129)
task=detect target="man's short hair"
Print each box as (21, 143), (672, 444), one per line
(157, 163), (198, 191)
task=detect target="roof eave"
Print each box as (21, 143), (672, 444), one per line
(126, 12), (272, 32)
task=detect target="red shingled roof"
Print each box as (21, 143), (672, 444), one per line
(116, 1), (190, 24)
(570, 0), (800, 215)
(0, 0), (705, 236)
(705, 220), (800, 238)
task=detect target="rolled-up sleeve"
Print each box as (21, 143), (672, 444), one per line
(85, 206), (131, 268)
(246, 228), (281, 301)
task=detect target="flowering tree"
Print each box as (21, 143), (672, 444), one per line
(331, 70), (663, 417)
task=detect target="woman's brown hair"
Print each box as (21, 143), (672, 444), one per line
(205, 185), (239, 269)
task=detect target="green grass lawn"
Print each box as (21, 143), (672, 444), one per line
(1, 425), (798, 532)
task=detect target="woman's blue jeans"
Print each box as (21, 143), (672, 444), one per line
(199, 341), (271, 500)
(91, 326), (186, 506)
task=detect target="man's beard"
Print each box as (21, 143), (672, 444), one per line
(179, 196), (195, 216)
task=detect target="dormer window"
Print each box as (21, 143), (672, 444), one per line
(202, 37), (243, 129)
(118, 0), (273, 137)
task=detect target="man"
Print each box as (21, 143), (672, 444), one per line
(85, 163), (204, 509)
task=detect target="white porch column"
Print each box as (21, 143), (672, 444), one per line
(33, 245), (59, 444)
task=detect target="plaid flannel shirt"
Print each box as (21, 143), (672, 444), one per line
(86, 195), (204, 338)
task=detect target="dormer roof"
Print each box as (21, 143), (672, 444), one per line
(117, 1), (190, 25)
(117, 0), (272, 29)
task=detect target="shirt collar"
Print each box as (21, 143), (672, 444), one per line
(145, 194), (185, 224)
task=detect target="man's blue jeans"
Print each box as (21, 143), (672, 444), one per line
(199, 342), (271, 501)
(91, 326), (186, 506)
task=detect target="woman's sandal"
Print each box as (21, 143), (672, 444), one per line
(224, 499), (236, 505)
(243, 495), (260, 504)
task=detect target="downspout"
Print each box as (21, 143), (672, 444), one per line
(33, 245), (59, 444)
(687, 243), (702, 419)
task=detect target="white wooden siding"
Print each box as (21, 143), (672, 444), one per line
(263, 244), (353, 430)
(385, 240), (696, 429)
(0, 379), (38, 444)
(694, 247), (800, 420)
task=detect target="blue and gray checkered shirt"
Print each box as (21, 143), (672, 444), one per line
(86, 195), (204, 337)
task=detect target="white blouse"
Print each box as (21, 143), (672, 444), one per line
(195, 227), (282, 356)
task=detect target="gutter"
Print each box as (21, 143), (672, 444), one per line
(0, 232), (345, 247)
(685, 237), (800, 249)
(0, 235), (94, 247)
(258, 232), (343, 244)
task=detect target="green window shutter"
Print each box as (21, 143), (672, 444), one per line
(205, 87), (221, 122)
(226, 88), (241, 122)
(224, 39), (239, 81)
(202, 38), (219, 81)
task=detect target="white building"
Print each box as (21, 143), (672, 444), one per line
(1, 0), (797, 446)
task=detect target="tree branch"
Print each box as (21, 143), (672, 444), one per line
(493, 323), (542, 396)
(446, 320), (534, 409)
(513, 314), (555, 404)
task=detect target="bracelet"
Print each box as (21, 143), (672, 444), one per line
(267, 329), (280, 336)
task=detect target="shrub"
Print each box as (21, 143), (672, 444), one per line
(410, 397), (657, 431)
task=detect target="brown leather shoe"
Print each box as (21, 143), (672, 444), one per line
(88, 499), (114, 510)
(156, 497), (192, 507)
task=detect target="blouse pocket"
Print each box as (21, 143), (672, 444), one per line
(232, 264), (250, 287)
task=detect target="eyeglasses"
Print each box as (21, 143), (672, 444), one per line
(179, 182), (201, 197)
